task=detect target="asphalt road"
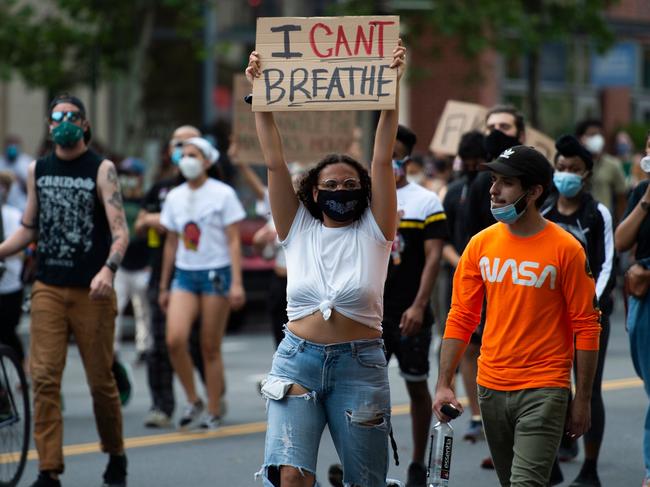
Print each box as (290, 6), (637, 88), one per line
(13, 302), (647, 487)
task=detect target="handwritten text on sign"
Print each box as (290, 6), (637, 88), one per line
(252, 16), (400, 112)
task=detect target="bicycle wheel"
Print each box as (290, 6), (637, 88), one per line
(0, 345), (30, 487)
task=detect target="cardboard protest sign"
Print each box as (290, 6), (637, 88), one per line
(430, 100), (557, 162)
(429, 101), (487, 155)
(233, 74), (356, 164)
(252, 16), (400, 112)
(525, 127), (556, 162)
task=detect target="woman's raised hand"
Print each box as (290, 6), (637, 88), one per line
(245, 51), (262, 85)
(390, 39), (406, 81)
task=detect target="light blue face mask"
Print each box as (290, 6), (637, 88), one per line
(553, 171), (583, 198)
(491, 192), (529, 224)
(171, 147), (183, 165)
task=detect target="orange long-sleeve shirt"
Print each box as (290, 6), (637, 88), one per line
(444, 221), (601, 391)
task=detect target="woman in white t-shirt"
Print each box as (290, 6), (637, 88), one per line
(0, 172), (26, 369)
(248, 41), (406, 487)
(159, 137), (246, 430)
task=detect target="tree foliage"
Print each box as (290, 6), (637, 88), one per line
(0, 0), (207, 93)
(331, 0), (619, 127)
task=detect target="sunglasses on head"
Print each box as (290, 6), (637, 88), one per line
(50, 111), (83, 123)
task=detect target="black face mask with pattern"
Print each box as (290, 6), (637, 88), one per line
(316, 189), (366, 222)
(485, 129), (520, 161)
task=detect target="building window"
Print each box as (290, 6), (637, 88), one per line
(503, 42), (567, 84)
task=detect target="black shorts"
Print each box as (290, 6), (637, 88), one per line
(382, 307), (433, 382)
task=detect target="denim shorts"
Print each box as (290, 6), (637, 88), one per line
(256, 329), (391, 487)
(170, 267), (231, 296)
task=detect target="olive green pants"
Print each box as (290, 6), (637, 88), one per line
(478, 385), (569, 487)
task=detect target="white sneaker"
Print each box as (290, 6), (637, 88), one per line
(178, 400), (204, 429)
(199, 413), (222, 430)
(144, 409), (172, 428)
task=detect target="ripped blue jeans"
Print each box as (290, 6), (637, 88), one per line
(257, 328), (391, 487)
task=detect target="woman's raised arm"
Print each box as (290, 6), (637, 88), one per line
(247, 51), (298, 240)
(370, 40), (406, 241)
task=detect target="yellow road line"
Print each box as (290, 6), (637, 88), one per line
(0, 376), (643, 464)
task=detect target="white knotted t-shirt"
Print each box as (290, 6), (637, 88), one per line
(281, 204), (392, 331)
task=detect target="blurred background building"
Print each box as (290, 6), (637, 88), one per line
(1, 0), (649, 161)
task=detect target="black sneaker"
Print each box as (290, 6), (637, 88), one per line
(30, 471), (61, 487)
(102, 454), (127, 487)
(406, 461), (427, 487)
(328, 463), (343, 487)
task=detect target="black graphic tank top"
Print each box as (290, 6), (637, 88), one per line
(35, 150), (111, 287)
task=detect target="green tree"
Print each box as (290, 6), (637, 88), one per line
(0, 0), (208, 154)
(332, 0), (618, 129)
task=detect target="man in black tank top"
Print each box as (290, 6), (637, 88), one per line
(0, 94), (129, 487)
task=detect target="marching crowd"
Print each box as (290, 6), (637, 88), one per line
(0, 39), (648, 487)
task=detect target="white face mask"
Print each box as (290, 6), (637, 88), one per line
(179, 156), (204, 180)
(406, 173), (424, 185)
(584, 134), (605, 155)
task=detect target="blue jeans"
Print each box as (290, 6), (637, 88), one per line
(257, 329), (391, 487)
(171, 267), (231, 296)
(628, 293), (650, 478)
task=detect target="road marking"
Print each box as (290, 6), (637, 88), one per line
(0, 376), (643, 464)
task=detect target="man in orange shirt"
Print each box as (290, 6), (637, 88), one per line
(433, 145), (601, 486)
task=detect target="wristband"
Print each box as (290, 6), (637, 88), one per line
(104, 261), (118, 273)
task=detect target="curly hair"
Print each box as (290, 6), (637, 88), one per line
(296, 154), (371, 221)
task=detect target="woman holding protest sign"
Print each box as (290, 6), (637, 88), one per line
(248, 39), (406, 487)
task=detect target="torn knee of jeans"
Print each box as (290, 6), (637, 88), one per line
(346, 406), (388, 427)
(255, 465), (315, 487)
(260, 377), (315, 401)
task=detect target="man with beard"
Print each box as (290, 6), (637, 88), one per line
(466, 105), (527, 237)
(0, 93), (128, 487)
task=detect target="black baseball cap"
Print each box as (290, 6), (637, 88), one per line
(482, 145), (553, 189)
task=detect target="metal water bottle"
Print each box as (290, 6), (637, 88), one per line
(427, 404), (460, 487)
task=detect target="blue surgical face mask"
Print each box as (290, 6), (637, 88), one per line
(553, 171), (584, 198)
(392, 156), (409, 178)
(171, 147), (183, 165)
(491, 192), (529, 224)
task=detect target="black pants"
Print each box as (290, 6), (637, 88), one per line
(268, 273), (288, 348)
(146, 286), (204, 416)
(0, 289), (25, 362)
